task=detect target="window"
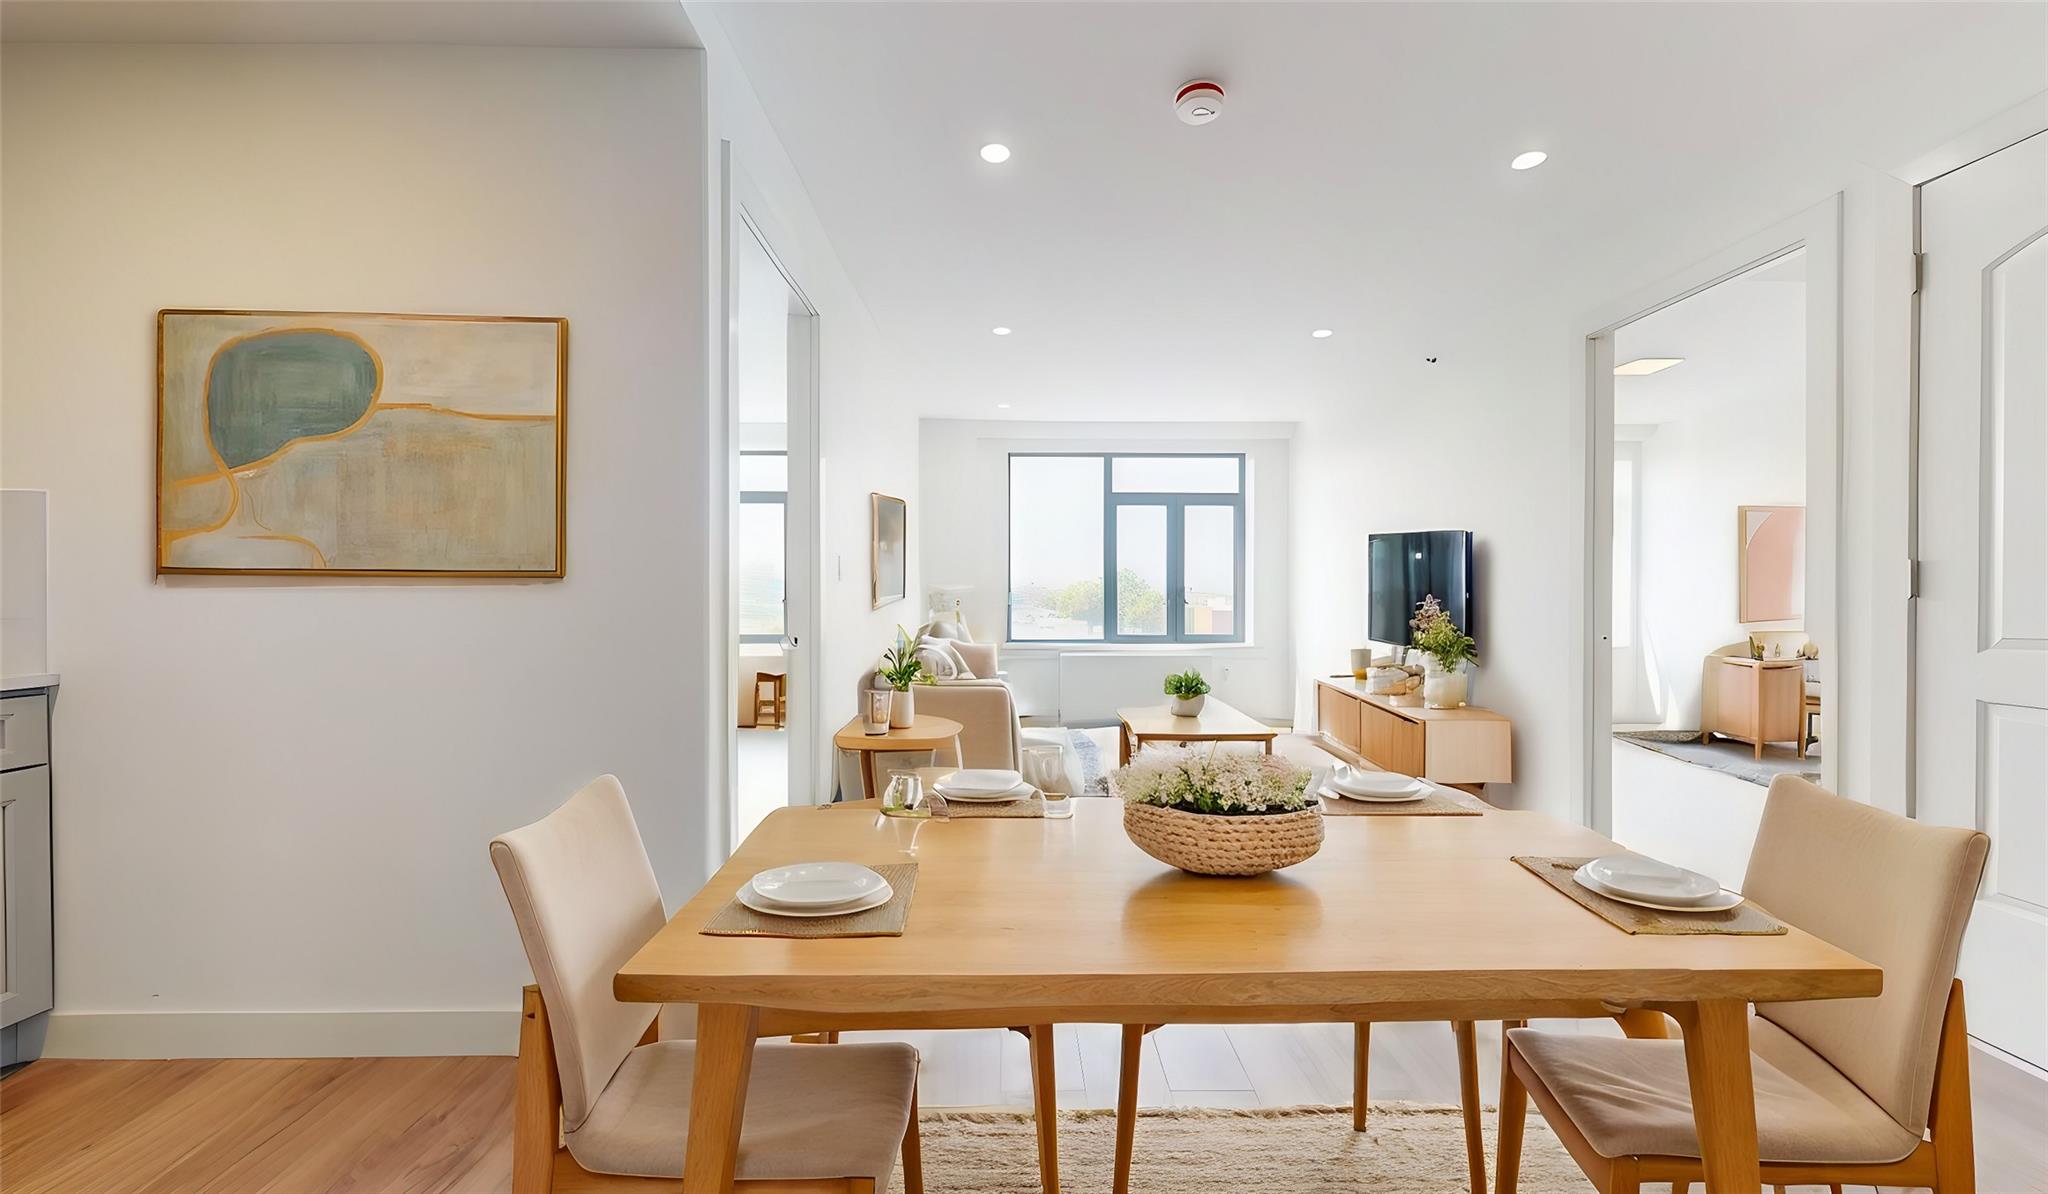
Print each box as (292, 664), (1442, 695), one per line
(1008, 453), (1246, 643)
(738, 451), (786, 643)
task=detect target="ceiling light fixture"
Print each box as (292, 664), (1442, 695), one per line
(996, 403), (1012, 410)
(992, 326), (1012, 336)
(1510, 150), (1549, 171)
(979, 143), (1011, 164)
(1311, 328), (1334, 339)
(1614, 357), (1684, 376)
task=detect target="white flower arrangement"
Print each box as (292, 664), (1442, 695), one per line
(1111, 746), (1314, 817)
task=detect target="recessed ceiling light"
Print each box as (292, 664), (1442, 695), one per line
(1614, 357), (1684, 376)
(980, 143), (1011, 164)
(1511, 150), (1549, 171)
(996, 403), (1012, 409)
(1311, 328), (1334, 339)
(992, 326), (1012, 336)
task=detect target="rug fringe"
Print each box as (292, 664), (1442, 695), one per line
(922, 1101), (1491, 1124)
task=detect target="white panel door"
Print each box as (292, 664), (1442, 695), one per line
(1916, 130), (2048, 1066)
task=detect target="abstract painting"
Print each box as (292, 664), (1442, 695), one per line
(157, 310), (566, 576)
(1737, 504), (1805, 623)
(871, 492), (907, 609)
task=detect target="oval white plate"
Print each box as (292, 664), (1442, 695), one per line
(738, 881), (893, 919)
(747, 861), (889, 907)
(1321, 782), (1427, 804)
(1574, 865), (1744, 913)
(934, 768), (1024, 795)
(1582, 853), (1722, 904)
(936, 781), (1034, 803)
(1329, 767), (1427, 798)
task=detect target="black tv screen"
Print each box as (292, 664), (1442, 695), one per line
(1368, 531), (1474, 647)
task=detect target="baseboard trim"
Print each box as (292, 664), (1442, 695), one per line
(42, 1008), (520, 1059)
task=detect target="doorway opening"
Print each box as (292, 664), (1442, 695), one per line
(729, 199), (819, 849)
(1579, 200), (1841, 859)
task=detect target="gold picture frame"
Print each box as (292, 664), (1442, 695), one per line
(871, 492), (907, 609)
(156, 308), (568, 578)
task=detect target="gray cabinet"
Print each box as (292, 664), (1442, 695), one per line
(1, 689), (53, 1066)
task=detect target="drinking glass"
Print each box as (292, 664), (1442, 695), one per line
(1021, 744), (1072, 819)
(880, 769), (927, 819)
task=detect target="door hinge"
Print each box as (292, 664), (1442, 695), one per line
(1908, 558), (1922, 600)
(1913, 252), (1926, 295)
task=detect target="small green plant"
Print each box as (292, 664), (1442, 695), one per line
(1411, 596), (1478, 672)
(1163, 669), (1212, 699)
(878, 626), (932, 692)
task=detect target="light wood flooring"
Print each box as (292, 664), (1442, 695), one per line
(3, 1026), (2042, 1193)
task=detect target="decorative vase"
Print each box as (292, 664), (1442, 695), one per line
(1422, 667), (1468, 709)
(889, 688), (915, 728)
(1168, 693), (1207, 717)
(1120, 801), (1324, 877)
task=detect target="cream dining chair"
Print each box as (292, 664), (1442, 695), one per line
(1496, 775), (1989, 1194)
(490, 774), (925, 1194)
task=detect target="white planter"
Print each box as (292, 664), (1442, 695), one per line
(1422, 669), (1468, 709)
(1168, 694), (1207, 717)
(889, 688), (916, 728)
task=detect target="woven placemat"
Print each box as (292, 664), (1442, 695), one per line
(701, 862), (918, 938)
(934, 789), (1046, 819)
(1513, 856), (1785, 936)
(1319, 785), (1484, 816)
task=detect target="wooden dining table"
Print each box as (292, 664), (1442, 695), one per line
(615, 798), (1880, 1194)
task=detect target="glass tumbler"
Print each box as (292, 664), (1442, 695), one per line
(880, 769), (927, 819)
(1020, 744), (1073, 819)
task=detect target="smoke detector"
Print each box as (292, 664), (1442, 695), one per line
(1175, 80), (1225, 126)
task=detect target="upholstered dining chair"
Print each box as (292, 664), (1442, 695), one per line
(1496, 775), (1989, 1194)
(490, 775), (925, 1194)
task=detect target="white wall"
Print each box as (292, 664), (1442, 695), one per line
(0, 44), (710, 1055)
(695, 7), (923, 819)
(919, 420), (1294, 723)
(1619, 274), (1807, 728)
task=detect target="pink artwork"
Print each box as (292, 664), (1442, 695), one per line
(1739, 505), (1805, 623)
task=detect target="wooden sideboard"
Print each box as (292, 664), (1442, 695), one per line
(1314, 677), (1512, 789)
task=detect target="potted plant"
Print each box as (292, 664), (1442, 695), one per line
(1410, 595), (1477, 709)
(878, 628), (931, 728)
(1163, 669), (1211, 717)
(1111, 746), (1321, 876)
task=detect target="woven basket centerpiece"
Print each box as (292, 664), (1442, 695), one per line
(1111, 746), (1322, 877)
(1121, 801), (1325, 876)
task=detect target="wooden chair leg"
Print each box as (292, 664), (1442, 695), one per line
(1930, 979), (1977, 1194)
(899, 1084), (924, 1194)
(1027, 1025), (1060, 1194)
(1496, 1021), (1527, 1194)
(514, 986), (561, 1194)
(1453, 1021), (1488, 1194)
(1352, 1022), (1371, 1131)
(1114, 1025), (1144, 1194)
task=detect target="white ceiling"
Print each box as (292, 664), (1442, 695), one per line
(705, 2), (2047, 421)
(0, 1), (700, 48)
(1616, 250), (1806, 428)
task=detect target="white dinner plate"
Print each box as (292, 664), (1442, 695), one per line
(746, 861), (890, 907)
(933, 768), (1024, 795)
(935, 781), (1034, 803)
(1573, 864), (1744, 913)
(1320, 781), (1427, 804)
(737, 880), (894, 919)
(1581, 853), (1722, 905)
(1328, 767), (1427, 799)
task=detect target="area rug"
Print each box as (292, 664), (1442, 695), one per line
(1615, 729), (1820, 787)
(897, 1104), (1591, 1193)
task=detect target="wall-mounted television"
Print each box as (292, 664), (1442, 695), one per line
(1368, 530), (1475, 647)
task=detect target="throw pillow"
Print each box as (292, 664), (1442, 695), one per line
(916, 636), (974, 680)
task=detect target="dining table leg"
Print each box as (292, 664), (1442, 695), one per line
(682, 1003), (760, 1194)
(1453, 1020), (1487, 1194)
(1027, 1024), (1060, 1194)
(1674, 999), (1761, 1194)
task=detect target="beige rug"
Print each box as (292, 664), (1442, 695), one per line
(900, 1104), (1594, 1193)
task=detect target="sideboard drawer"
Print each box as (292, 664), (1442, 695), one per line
(0, 695), (48, 773)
